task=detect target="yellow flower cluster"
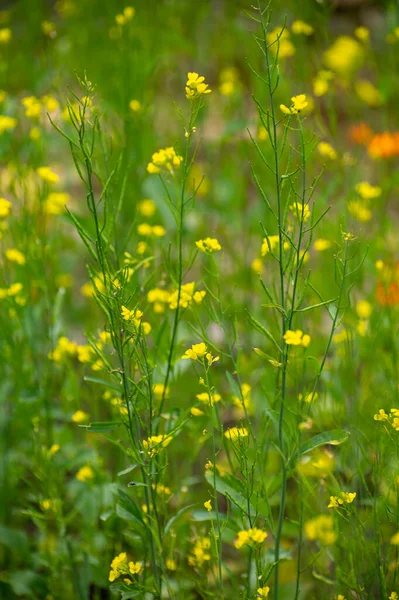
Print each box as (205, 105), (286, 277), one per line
(121, 306), (151, 335)
(257, 587), (270, 598)
(291, 20), (313, 36)
(317, 141), (337, 160)
(115, 7), (135, 26)
(195, 237), (221, 253)
(280, 94), (308, 115)
(374, 408), (399, 431)
(196, 391), (221, 406)
(147, 288), (171, 313)
(45, 192), (69, 215)
(182, 342), (219, 365)
(147, 146), (183, 175)
(234, 528), (267, 549)
(169, 282), (206, 310)
(142, 434), (172, 457)
(185, 72), (211, 100)
(355, 181), (381, 200)
(305, 514), (337, 545)
(323, 36), (363, 76)
(0, 282), (24, 305)
(266, 27), (295, 59)
(224, 427), (249, 441)
(0, 115), (17, 134)
(109, 552), (142, 583)
(76, 465), (94, 482)
(283, 329), (311, 347)
(37, 166), (59, 184)
(137, 223), (165, 237)
(5, 248), (25, 265)
(289, 202), (311, 222)
(188, 537), (211, 567)
(328, 491), (356, 508)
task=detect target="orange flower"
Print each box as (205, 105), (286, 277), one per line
(348, 122), (373, 145)
(376, 262), (399, 306)
(368, 132), (399, 159)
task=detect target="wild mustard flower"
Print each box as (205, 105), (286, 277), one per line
(76, 465), (94, 482)
(168, 282), (206, 309)
(182, 342), (219, 364)
(355, 182), (381, 200)
(305, 514), (337, 545)
(257, 587), (270, 598)
(138, 198), (156, 216)
(356, 300), (372, 319)
(266, 27), (295, 58)
(0, 28), (11, 43)
(115, 6), (135, 26)
(218, 67), (241, 96)
(323, 36), (363, 76)
(72, 410), (88, 423)
(22, 96), (42, 118)
(142, 434), (172, 457)
(5, 248), (26, 265)
(391, 532), (399, 545)
(234, 528), (267, 549)
(313, 70), (334, 97)
(109, 552), (142, 582)
(313, 239), (332, 252)
(328, 492), (356, 508)
(204, 499), (212, 511)
(185, 72), (211, 99)
(348, 200), (372, 222)
(196, 392), (221, 406)
(45, 192), (69, 215)
(283, 329), (310, 347)
(195, 237), (221, 253)
(129, 99), (141, 112)
(355, 80), (382, 107)
(37, 166), (59, 184)
(355, 26), (370, 42)
(289, 202), (310, 222)
(188, 537), (211, 567)
(0, 115), (17, 134)
(261, 234), (279, 256)
(0, 198), (11, 217)
(317, 141), (337, 160)
(291, 20), (313, 36)
(280, 94), (308, 115)
(224, 427), (249, 441)
(298, 391), (318, 404)
(147, 146), (183, 175)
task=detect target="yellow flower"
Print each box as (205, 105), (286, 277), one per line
(0, 27), (11, 43)
(196, 237), (222, 253)
(37, 166), (59, 184)
(356, 300), (372, 319)
(29, 127), (41, 140)
(185, 72), (211, 99)
(355, 26), (369, 42)
(313, 239), (332, 252)
(49, 444), (60, 456)
(219, 67), (241, 96)
(289, 202), (310, 222)
(5, 248), (26, 265)
(374, 409), (388, 421)
(266, 27), (295, 58)
(196, 392), (221, 406)
(0, 115), (17, 134)
(280, 94), (308, 115)
(348, 200), (372, 223)
(45, 192), (69, 215)
(72, 410), (88, 423)
(204, 499), (212, 511)
(0, 197), (11, 217)
(261, 235), (279, 256)
(257, 587), (270, 598)
(234, 528), (267, 549)
(147, 288), (170, 313)
(182, 342), (208, 361)
(42, 20), (56, 36)
(76, 465), (94, 482)
(129, 561), (141, 575)
(129, 99), (141, 112)
(291, 20), (313, 36)
(41, 95), (59, 112)
(191, 407), (204, 416)
(313, 70), (334, 97)
(188, 537), (211, 567)
(355, 79), (382, 107)
(318, 141), (337, 160)
(138, 198), (156, 217)
(323, 36), (363, 76)
(224, 427), (249, 441)
(298, 391), (318, 404)
(305, 514), (336, 545)
(166, 558), (177, 570)
(389, 592), (398, 600)
(147, 146), (183, 175)
(22, 96), (42, 118)
(283, 330), (310, 347)
(391, 532), (399, 545)
(142, 434), (172, 457)
(355, 181), (381, 200)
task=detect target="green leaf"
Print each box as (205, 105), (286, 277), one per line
(83, 376), (122, 391)
(0, 525), (28, 556)
(164, 504), (197, 535)
(80, 421), (121, 433)
(225, 371), (241, 400)
(299, 430), (350, 457)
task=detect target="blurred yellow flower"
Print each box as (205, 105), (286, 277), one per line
(37, 166), (59, 184)
(283, 329), (310, 347)
(76, 465), (94, 482)
(291, 20), (313, 35)
(72, 410), (88, 423)
(318, 141), (337, 160)
(0, 197), (11, 217)
(234, 528), (267, 549)
(266, 27), (295, 58)
(355, 79), (383, 107)
(0, 115), (17, 134)
(323, 36), (363, 76)
(355, 26), (370, 42)
(6, 248), (25, 265)
(313, 239), (332, 252)
(196, 237), (221, 253)
(355, 181), (381, 200)
(305, 514), (336, 545)
(0, 27), (11, 43)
